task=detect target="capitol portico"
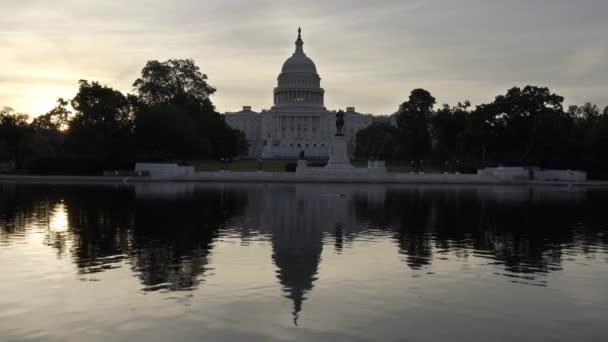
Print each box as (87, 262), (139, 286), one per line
(224, 28), (376, 159)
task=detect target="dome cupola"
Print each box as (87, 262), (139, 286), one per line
(281, 28), (318, 73)
(273, 28), (325, 109)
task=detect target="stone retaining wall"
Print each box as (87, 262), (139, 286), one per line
(478, 167), (587, 182)
(135, 163), (194, 177)
(1, 172), (604, 186)
(534, 170), (587, 182)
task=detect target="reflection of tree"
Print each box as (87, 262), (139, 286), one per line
(359, 187), (608, 277)
(355, 188), (435, 269)
(63, 185), (248, 291)
(62, 186), (135, 271)
(0, 184), (247, 292)
(478, 201), (575, 274)
(131, 187), (247, 291)
(3, 183), (608, 299)
(0, 184), (43, 236)
(0, 184), (31, 239)
(0, 184), (73, 255)
(387, 189), (434, 270)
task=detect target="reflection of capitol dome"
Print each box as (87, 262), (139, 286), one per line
(272, 231), (322, 326)
(274, 28), (324, 108)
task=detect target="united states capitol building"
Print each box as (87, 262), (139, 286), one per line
(224, 28), (384, 159)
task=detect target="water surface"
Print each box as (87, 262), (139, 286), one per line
(1, 183), (607, 341)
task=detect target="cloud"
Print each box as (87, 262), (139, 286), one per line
(567, 44), (608, 79)
(0, 0), (607, 116)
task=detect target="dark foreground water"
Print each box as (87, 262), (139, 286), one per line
(1, 183), (607, 341)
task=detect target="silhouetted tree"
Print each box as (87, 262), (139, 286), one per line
(470, 86), (569, 167)
(134, 104), (213, 160)
(133, 59), (216, 108)
(355, 122), (399, 159)
(31, 98), (71, 132)
(215, 127), (249, 159)
(133, 59), (247, 160)
(25, 99), (72, 164)
(395, 89), (436, 160)
(66, 80), (135, 169)
(581, 107), (608, 178)
(3, 73), (608, 178)
(430, 101), (470, 163)
(0, 107), (31, 167)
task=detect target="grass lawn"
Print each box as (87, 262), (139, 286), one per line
(190, 159), (293, 172)
(189, 159), (443, 173)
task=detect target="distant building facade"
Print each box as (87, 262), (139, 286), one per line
(224, 28), (379, 159)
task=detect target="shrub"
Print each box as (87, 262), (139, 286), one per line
(25, 156), (133, 175)
(307, 161), (327, 167)
(284, 162), (297, 172)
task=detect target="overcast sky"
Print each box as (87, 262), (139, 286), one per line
(1, 0), (607, 116)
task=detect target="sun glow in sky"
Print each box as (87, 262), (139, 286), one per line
(1, 0), (607, 117)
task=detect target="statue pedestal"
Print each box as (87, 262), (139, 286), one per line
(295, 159), (308, 174)
(326, 135), (353, 170)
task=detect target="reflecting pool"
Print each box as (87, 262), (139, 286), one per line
(1, 183), (607, 341)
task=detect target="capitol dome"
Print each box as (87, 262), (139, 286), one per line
(273, 28), (325, 108)
(281, 51), (317, 73)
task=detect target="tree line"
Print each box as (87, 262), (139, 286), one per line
(0, 59), (248, 174)
(2, 61), (607, 178)
(355, 87), (608, 179)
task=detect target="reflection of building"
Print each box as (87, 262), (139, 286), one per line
(237, 184), (382, 240)
(134, 183), (196, 200)
(231, 184), (386, 324)
(3, 183), (604, 322)
(224, 29), (376, 158)
(271, 221), (322, 326)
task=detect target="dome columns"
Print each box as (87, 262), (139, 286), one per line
(273, 89), (325, 106)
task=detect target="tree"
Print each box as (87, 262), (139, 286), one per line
(133, 59), (245, 160)
(70, 80), (133, 129)
(430, 101), (470, 163)
(31, 98), (71, 132)
(569, 103), (601, 123)
(355, 122), (399, 160)
(215, 127), (250, 159)
(395, 89), (436, 161)
(0, 107), (31, 166)
(580, 106), (608, 178)
(134, 104), (212, 161)
(460, 102), (497, 167)
(133, 59), (216, 108)
(26, 99), (72, 161)
(66, 80), (134, 168)
(471, 86), (568, 167)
